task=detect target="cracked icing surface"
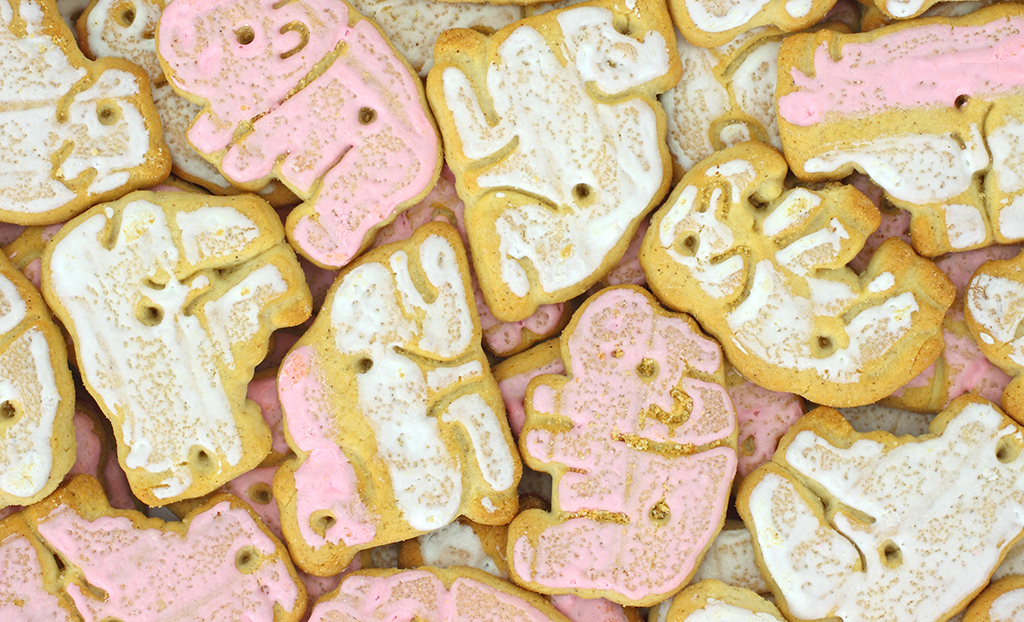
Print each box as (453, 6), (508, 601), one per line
(429, 1), (675, 320)
(45, 195), (309, 503)
(509, 287), (736, 605)
(0, 0), (165, 223)
(741, 400), (1024, 622)
(642, 143), (953, 406)
(275, 224), (518, 575)
(159, 0), (440, 268)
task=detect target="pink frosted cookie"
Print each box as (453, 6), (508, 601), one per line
(550, 595), (641, 622)
(426, 0), (680, 322)
(726, 367), (804, 480)
(0, 249), (75, 509)
(308, 568), (570, 622)
(43, 191), (312, 505)
(0, 0), (169, 225)
(600, 218), (649, 288)
(158, 0), (442, 268)
(738, 397), (1024, 622)
(373, 168), (570, 357)
(641, 142), (955, 406)
(777, 5), (1024, 256)
(494, 338), (565, 437)
(0, 512), (80, 621)
(662, 28), (782, 176)
(248, 369), (291, 466)
(24, 475), (307, 622)
(508, 286), (737, 606)
(275, 223), (520, 576)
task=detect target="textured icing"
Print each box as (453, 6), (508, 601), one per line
(744, 402), (1024, 622)
(511, 287), (736, 603)
(991, 588), (1024, 622)
(682, 0), (771, 34)
(435, 4), (671, 315)
(35, 498), (303, 621)
(691, 525), (769, 593)
(308, 570), (558, 621)
(417, 520), (503, 578)
(276, 226), (518, 573)
(246, 374), (290, 461)
(159, 0), (440, 268)
(0, 0), (159, 220)
(498, 357), (565, 437)
(727, 373), (802, 479)
(47, 197), (305, 500)
(0, 527), (76, 621)
(684, 599), (778, 622)
(967, 272), (1024, 369)
(83, 0), (163, 84)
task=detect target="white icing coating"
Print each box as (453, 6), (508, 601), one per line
(685, 599), (778, 622)
(719, 123), (752, 147)
(867, 272), (895, 293)
(0, 272), (27, 335)
(651, 599), (672, 622)
(761, 188), (821, 238)
(683, 0), (772, 33)
(692, 526), (769, 593)
(784, 0), (812, 17)
(0, 0), (153, 216)
(942, 203), (988, 249)
(0, 328), (61, 497)
(416, 520), (504, 578)
(202, 264), (288, 369)
(84, 0), (163, 84)
(662, 37), (729, 171)
(47, 200), (270, 499)
(990, 120), (1024, 195)
(774, 217), (848, 276)
(966, 273), (1024, 368)
(804, 127), (989, 205)
(731, 40), (782, 149)
(995, 540), (1024, 580)
(884, 0), (928, 18)
(440, 6), (667, 297)
(991, 587), (1024, 622)
(747, 403), (1024, 622)
(174, 207), (259, 266)
(329, 234), (514, 530)
(706, 160), (757, 203)
(999, 197), (1024, 240)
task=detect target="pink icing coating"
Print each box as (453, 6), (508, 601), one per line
(779, 16), (1024, 126)
(220, 466), (282, 539)
(728, 378), (804, 479)
(159, 0), (439, 268)
(35, 500), (302, 621)
(550, 594), (631, 622)
(247, 375), (291, 460)
(499, 358), (566, 437)
(601, 218), (648, 287)
(68, 411), (101, 480)
(309, 571), (556, 621)
(514, 288), (736, 600)
(0, 529), (75, 621)
(278, 346), (375, 549)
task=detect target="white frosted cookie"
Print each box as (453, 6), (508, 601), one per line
(662, 581), (784, 622)
(641, 142), (955, 406)
(0, 249), (75, 509)
(426, 0), (680, 322)
(42, 191), (312, 505)
(690, 520), (769, 594)
(0, 0), (169, 225)
(738, 397), (1024, 622)
(776, 5), (1024, 256)
(965, 576), (1024, 622)
(399, 516), (509, 579)
(667, 0), (834, 47)
(274, 222), (520, 576)
(663, 27), (782, 175)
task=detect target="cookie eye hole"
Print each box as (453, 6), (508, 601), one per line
(310, 511), (337, 537)
(955, 94), (969, 109)
(880, 541), (902, 568)
(358, 107), (377, 125)
(649, 500), (669, 525)
(0, 401), (18, 424)
(248, 483), (273, 505)
(812, 334), (835, 357)
(235, 26), (255, 45)
(635, 358), (658, 380)
(235, 545), (259, 573)
(115, 2), (136, 27)
(612, 14), (629, 34)
(572, 183), (593, 203)
(96, 102), (120, 126)
(135, 299), (163, 326)
(749, 196), (768, 211)
(191, 446), (215, 474)
(996, 436), (1022, 464)
(741, 435), (756, 456)
(677, 233), (699, 257)
(356, 357), (373, 373)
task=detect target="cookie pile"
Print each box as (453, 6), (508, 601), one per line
(2, 0), (1024, 619)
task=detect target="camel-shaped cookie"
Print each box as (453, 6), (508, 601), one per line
(641, 142), (954, 406)
(157, 0), (441, 268)
(426, 0), (680, 321)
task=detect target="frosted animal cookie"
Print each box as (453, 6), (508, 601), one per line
(158, 0), (442, 269)
(964, 576), (1024, 622)
(641, 142), (954, 406)
(860, 0), (999, 30)
(508, 286), (737, 606)
(0, 250), (76, 509)
(667, 0), (833, 48)
(4, 222), (67, 290)
(274, 223), (520, 576)
(0, 512), (81, 621)
(599, 218), (648, 287)
(373, 167), (571, 357)
(494, 338), (565, 437)
(663, 28), (784, 175)
(399, 516), (510, 579)
(77, 0), (299, 205)
(309, 567), (570, 622)
(0, 0), (169, 225)
(661, 581), (783, 622)
(42, 191), (312, 505)
(426, 0), (680, 322)
(726, 366), (803, 480)
(996, 542), (1024, 581)
(776, 5), (1024, 256)
(691, 520), (769, 594)
(961, 248), (1024, 422)
(737, 397), (1024, 622)
(25, 475), (306, 622)
(248, 369), (291, 466)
